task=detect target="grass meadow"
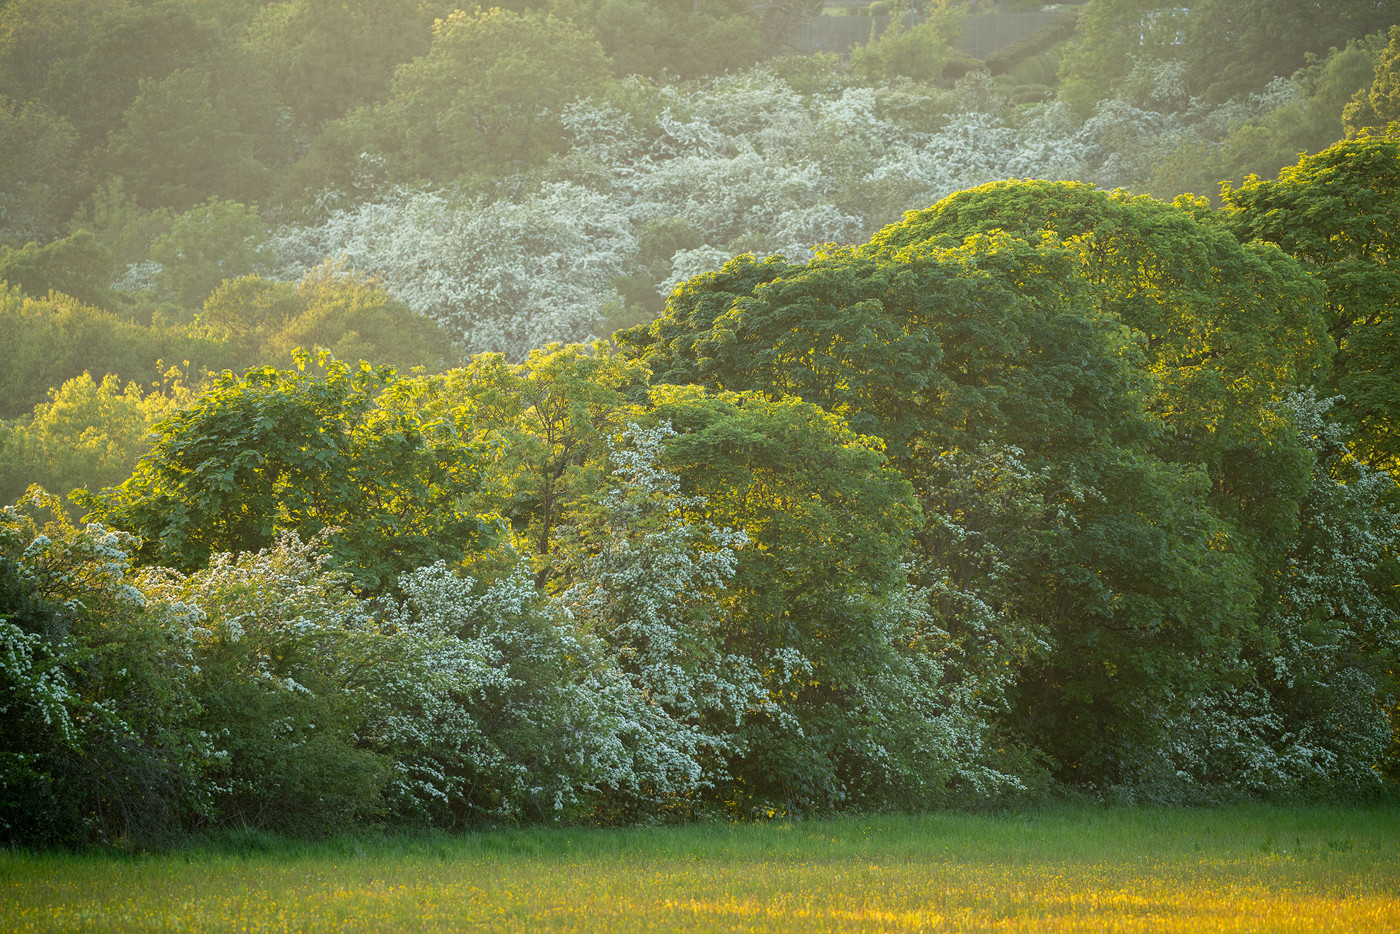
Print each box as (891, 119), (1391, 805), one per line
(2, 804), (1398, 932)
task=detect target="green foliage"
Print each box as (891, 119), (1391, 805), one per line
(436, 345), (990, 813)
(199, 263), (462, 371)
(549, 0), (762, 79)
(0, 95), (80, 245)
(870, 181), (1329, 476)
(1147, 37), (1383, 203)
(1056, 0), (1188, 115)
(102, 68), (271, 211)
(0, 372), (186, 510)
(848, 3), (965, 84)
(1182, 0), (1400, 104)
(242, 0), (439, 129)
(81, 354), (492, 594)
(643, 386), (961, 813)
(623, 182), (1339, 787)
(141, 534), (391, 834)
(0, 489), (208, 848)
(0, 282), (201, 420)
(3, 0), (1399, 824)
(148, 199), (274, 309)
(983, 10), (1080, 77)
(1058, 0), (1400, 113)
(310, 7), (616, 189)
(0, 0), (217, 147)
(441, 342), (650, 571)
(1221, 134), (1400, 471)
(1345, 26), (1400, 138)
(0, 230), (114, 307)
(76, 179), (176, 272)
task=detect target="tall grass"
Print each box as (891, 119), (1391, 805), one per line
(3, 805), (1397, 932)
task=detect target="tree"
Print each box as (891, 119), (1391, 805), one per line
(437, 342), (996, 811)
(0, 282), (204, 420)
(1057, 0), (1400, 113)
(273, 182), (637, 357)
(80, 354), (492, 594)
(1, 488), (208, 848)
(319, 7), (615, 185)
(1221, 134), (1400, 470)
(622, 192), (1309, 787)
(0, 230), (114, 307)
(1182, 0), (1400, 104)
(1344, 25), (1400, 138)
(848, 3), (964, 84)
(1056, 0), (1193, 115)
(375, 557), (642, 824)
(643, 386), (1004, 811)
(0, 0), (216, 147)
(0, 95), (80, 245)
(867, 182), (1328, 522)
(439, 342), (650, 575)
(554, 423), (760, 816)
(0, 372), (186, 509)
(549, 0), (762, 79)
(102, 69), (268, 211)
(242, 0), (439, 129)
(1146, 37), (1383, 203)
(148, 199), (274, 308)
(199, 263), (462, 372)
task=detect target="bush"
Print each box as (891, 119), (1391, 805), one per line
(0, 488), (208, 849)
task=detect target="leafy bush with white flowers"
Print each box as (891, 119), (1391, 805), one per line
(141, 532), (394, 834)
(559, 423), (759, 814)
(373, 558), (638, 825)
(274, 183), (638, 357)
(1, 489), (208, 848)
(1155, 391), (1400, 797)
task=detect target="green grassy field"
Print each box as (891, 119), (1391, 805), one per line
(2, 805), (1398, 932)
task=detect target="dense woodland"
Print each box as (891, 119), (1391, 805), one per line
(2, 0), (1400, 848)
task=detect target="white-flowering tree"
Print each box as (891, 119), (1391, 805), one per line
(373, 559), (639, 824)
(1160, 391), (1400, 795)
(0, 488), (208, 848)
(558, 423), (759, 814)
(274, 182), (638, 358)
(141, 531), (395, 833)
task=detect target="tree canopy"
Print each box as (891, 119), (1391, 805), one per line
(79, 353), (492, 593)
(1221, 133), (1400, 470)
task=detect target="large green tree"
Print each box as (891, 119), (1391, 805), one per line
(868, 181), (1328, 546)
(80, 354), (492, 593)
(302, 7), (615, 189)
(621, 183), (1326, 786)
(1221, 134), (1400, 471)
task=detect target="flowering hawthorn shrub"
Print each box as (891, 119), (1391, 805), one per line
(558, 423), (760, 816)
(0, 488), (207, 848)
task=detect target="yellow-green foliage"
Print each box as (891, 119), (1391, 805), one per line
(1, 806), (1397, 932)
(0, 370), (186, 507)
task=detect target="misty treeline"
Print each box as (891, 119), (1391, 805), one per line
(2, 0), (1400, 847)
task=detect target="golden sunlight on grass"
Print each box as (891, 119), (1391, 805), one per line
(3, 805), (1397, 933)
